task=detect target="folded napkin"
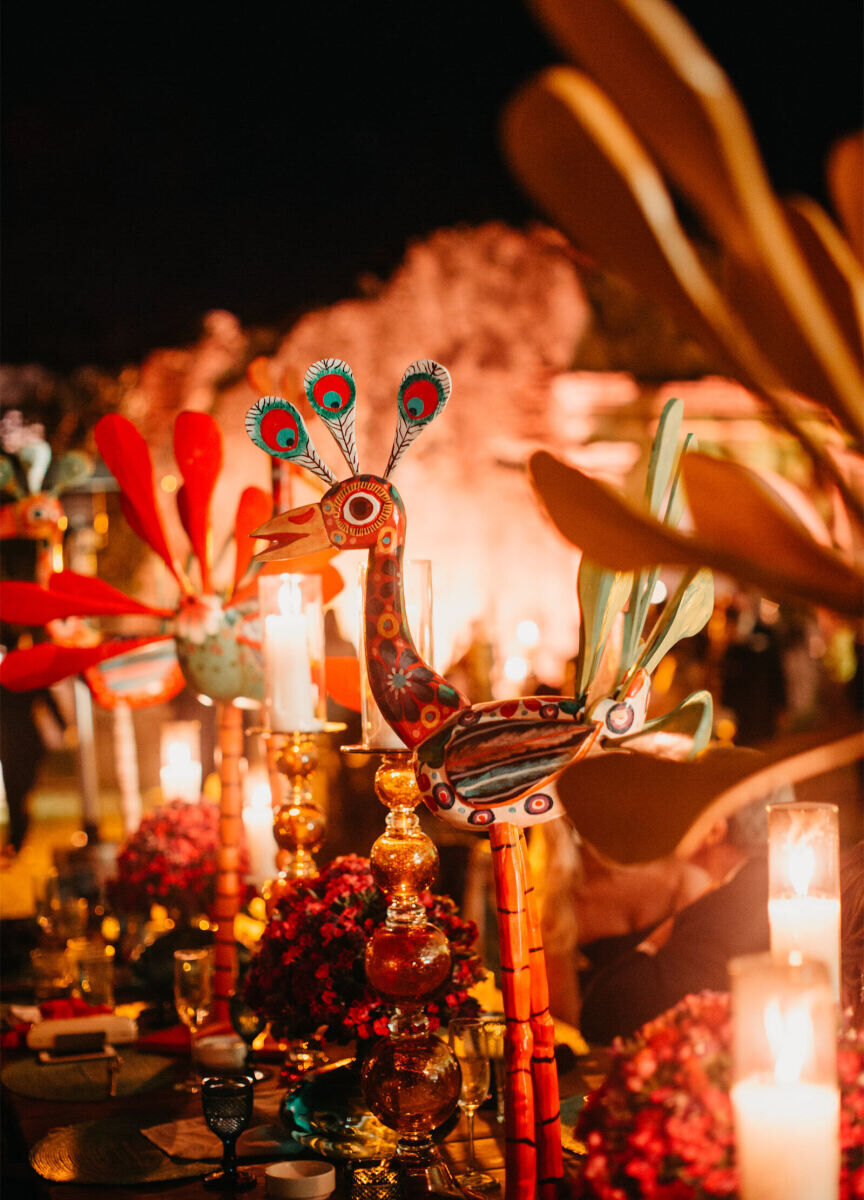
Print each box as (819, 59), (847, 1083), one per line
(2, 998), (115, 1050)
(143, 1091), (297, 1162)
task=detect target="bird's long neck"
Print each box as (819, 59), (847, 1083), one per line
(364, 499), (468, 749)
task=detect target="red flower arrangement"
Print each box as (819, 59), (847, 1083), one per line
(572, 992), (864, 1200)
(243, 854), (485, 1045)
(108, 799), (249, 920)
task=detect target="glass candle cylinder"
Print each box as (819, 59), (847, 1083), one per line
(767, 801), (840, 1002)
(730, 954), (839, 1200)
(359, 560), (433, 750)
(160, 720), (202, 802)
(242, 771), (277, 889)
(258, 573), (325, 733)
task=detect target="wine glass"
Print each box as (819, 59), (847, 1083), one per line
(481, 1014), (507, 1124)
(201, 1074), (256, 1193)
(173, 947), (212, 1093)
(229, 989), (267, 1083)
(448, 1017), (499, 1193)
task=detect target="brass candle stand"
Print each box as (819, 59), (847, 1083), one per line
(257, 725), (344, 913)
(345, 746), (464, 1200)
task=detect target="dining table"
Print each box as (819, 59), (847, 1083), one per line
(1, 1031), (608, 1199)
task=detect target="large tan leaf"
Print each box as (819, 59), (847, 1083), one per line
(502, 69), (863, 512)
(828, 132), (864, 263)
(557, 726), (864, 863)
(528, 0), (864, 442)
(529, 449), (864, 615)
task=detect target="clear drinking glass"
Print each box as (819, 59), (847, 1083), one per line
(173, 948), (212, 1093)
(481, 1014), (507, 1124)
(78, 946), (115, 1008)
(201, 1074), (256, 1192)
(229, 989), (267, 1083)
(449, 1017), (499, 1193)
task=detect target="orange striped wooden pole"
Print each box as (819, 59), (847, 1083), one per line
(490, 821), (536, 1200)
(517, 828), (563, 1200)
(213, 701), (244, 1021)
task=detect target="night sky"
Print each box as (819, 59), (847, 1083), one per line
(3, 1), (861, 371)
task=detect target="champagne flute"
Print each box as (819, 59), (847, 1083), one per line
(173, 947), (212, 1094)
(229, 989), (267, 1083)
(449, 1017), (499, 1193)
(481, 1014), (507, 1124)
(201, 1074), (256, 1193)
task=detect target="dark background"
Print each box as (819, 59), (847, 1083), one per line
(2, 1), (862, 371)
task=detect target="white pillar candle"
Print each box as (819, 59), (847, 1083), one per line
(732, 1079), (839, 1200)
(264, 579), (317, 732)
(767, 803), (841, 1004)
(160, 741), (202, 803)
(768, 895), (841, 1002)
(730, 954), (839, 1200)
(243, 781), (277, 889)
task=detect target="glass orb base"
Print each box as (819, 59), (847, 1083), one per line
(362, 1032), (461, 1136)
(393, 1145), (490, 1200)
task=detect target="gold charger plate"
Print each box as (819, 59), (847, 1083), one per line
(30, 1115), (211, 1185)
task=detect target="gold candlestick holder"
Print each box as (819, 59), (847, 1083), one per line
(344, 745), (464, 1199)
(257, 725), (344, 913)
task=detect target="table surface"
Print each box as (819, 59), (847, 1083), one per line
(2, 1048), (607, 1199)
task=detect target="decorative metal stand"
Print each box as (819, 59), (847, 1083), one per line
(348, 747), (464, 1200)
(256, 725), (344, 912)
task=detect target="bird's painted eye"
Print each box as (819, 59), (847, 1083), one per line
(341, 489), (382, 527)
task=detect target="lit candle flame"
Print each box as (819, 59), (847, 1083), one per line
(788, 843), (815, 897)
(277, 576), (303, 617)
(764, 999), (812, 1084)
(167, 741), (192, 767)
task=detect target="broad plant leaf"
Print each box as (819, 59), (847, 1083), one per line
(529, 449), (864, 616)
(576, 560), (631, 697)
(557, 725), (864, 863)
(617, 688), (714, 760)
(637, 567), (714, 677)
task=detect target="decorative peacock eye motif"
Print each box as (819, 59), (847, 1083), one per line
(304, 358), (359, 473)
(385, 360), (452, 478)
(245, 395), (337, 486)
(324, 479), (392, 543)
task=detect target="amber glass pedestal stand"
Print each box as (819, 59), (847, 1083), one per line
(348, 748), (467, 1200)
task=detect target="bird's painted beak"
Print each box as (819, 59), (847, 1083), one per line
(250, 502), (330, 562)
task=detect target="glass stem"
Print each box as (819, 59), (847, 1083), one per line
(223, 1137), (237, 1180)
(467, 1106), (476, 1170)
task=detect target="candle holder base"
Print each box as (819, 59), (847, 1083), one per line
(250, 725), (345, 908)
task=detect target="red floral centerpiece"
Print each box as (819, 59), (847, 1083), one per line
(243, 854), (485, 1045)
(108, 799), (249, 921)
(572, 991), (864, 1200)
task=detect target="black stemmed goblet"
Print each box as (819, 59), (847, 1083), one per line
(201, 1075), (256, 1192)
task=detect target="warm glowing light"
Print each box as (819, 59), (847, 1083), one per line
(504, 655), (529, 682)
(277, 577), (303, 617)
(516, 619), (540, 647)
(788, 843), (815, 897)
(250, 781), (271, 810)
(57, 515), (68, 532)
(93, 512), (109, 535)
(101, 915), (121, 943)
(160, 473), (178, 493)
(51, 543), (64, 573)
(650, 579), (667, 605)
(764, 999), (811, 1084)
(160, 722), (202, 802)
(760, 598), (779, 624)
(716, 716), (737, 742)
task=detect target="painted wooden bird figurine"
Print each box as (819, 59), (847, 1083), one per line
(245, 358), (662, 1200)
